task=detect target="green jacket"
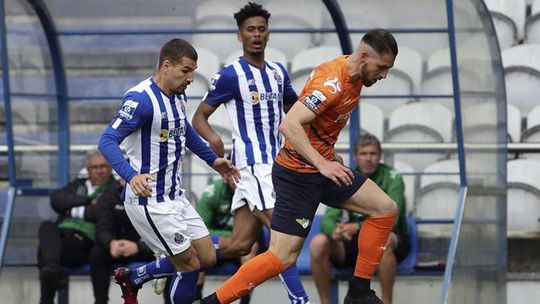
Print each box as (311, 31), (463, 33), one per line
(196, 179), (235, 237)
(321, 163), (407, 238)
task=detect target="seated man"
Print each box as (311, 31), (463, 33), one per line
(195, 176), (258, 304)
(90, 177), (168, 304)
(37, 150), (115, 304)
(310, 133), (410, 304)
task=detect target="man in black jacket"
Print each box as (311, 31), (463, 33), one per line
(37, 150), (114, 304)
(90, 178), (159, 304)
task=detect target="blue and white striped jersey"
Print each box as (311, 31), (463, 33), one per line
(99, 77), (217, 205)
(202, 57), (297, 169)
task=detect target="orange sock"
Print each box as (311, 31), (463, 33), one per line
(216, 251), (285, 303)
(354, 211), (397, 279)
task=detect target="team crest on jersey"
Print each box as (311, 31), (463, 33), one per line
(118, 100), (139, 120)
(174, 232), (185, 244)
(250, 91), (260, 105)
(324, 77), (342, 94)
(302, 90), (327, 110)
(209, 74), (221, 91)
(273, 70), (283, 85)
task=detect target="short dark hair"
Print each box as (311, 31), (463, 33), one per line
(158, 38), (198, 69)
(361, 28), (398, 57)
(355, 133), (382, 153)
(234, 2), (271, 28)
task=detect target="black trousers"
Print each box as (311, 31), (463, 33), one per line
(89, 244), (155, 304)
(37, 221), (94, 304)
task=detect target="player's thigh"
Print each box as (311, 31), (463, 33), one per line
(191, 235), (216, 269)
(340, 178), (397, 216)
(230, 205), (262, 245)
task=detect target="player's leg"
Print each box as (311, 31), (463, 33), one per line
(377, 232), (398, 304)
(215, 205), (262, 259)
(336, 178), (397, 304)
(309, 234), (347, 304)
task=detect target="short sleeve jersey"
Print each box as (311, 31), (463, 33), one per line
(202, 57), (297, 169)
(276, 56), (363, 173)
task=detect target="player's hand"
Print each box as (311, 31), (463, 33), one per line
(332, 223), (348, 241)
(130, 174), (154, 197)
(110, 240), (123, 258)
(118, 240), (139, 257)
(212, 158), (240, 183)
(317, 159), (354, 187)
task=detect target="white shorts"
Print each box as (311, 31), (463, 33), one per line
(124, 196), (209, 256)
(231, 163), (276, 213)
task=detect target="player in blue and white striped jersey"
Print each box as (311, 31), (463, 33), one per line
(192, 3), (311, 304)
(98, 38), (239, 304)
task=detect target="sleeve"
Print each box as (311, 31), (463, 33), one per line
(386, 170), (406, 231)
(50, 180), (90, 214)
(185, 120), (218, 166)
(202, 70), (236, 107)
(299, 65), (343, 116)
(98, 94), (153, 183)
(320, 207), (343, 238)
(95, 185), (120, 249)
(277, 63), (298, 105)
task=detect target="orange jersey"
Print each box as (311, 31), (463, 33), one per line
(276, 56), (363, 173)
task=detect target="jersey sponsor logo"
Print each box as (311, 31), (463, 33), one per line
(302, 90), (327, 110)
(324, 77), (342, 94)
(251, 91), (260, 104)
(118, 100), (139, 120)
(296, 218), (311, 229)
(209, 74), (221, 91)
(159, 125), (185, 142)
(174, 232), (185, 244)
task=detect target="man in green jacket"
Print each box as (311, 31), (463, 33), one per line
(309, 133), (409, 304)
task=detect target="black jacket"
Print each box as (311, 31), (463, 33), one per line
(50, 178), (102, 223)
(95, 181), (144, 250)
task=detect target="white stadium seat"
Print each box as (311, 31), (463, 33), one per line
(501, 44), (540, 114)
(507, 103), (522, 143)
(290, 46), (342, 93)
(385, 102), (453, 171)
(484, 0), (527, 49)
(507, 158), (540, 234)
(521, 105), (540, 160)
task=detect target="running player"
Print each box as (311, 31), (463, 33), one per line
(192, 2), (310, 303)
(98, 38), (239, 304)
(200, 28), (399, 304)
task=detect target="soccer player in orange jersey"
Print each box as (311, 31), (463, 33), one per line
(200, 28), (399, 304)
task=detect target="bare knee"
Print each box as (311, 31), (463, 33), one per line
(199, 252), (217, 269)
(376, 197), (397, 216)
(310, 234), (331, 259)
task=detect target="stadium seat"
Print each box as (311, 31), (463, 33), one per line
(224, 47), (288, 67)
(336, 102), (384, 149)
(290, 46), (342, 93)
(525, 0), (540, 44)
(186, 47), (221, 98)
(393, 161), (417, 216)
(461, 101), (505, 143)
(501, 44), (540, 114)
(507, 158), (540, 234)
(264, 0), (323, 59)
(416, 159), (460, 236)
(362, 46), (422, 118)
(507, 103), (522, 143)
(192, 1), (240, 63)
(484, 0), (527, 49)
(384, 102), (453, 171)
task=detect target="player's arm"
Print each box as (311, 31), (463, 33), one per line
(98, 96), (154, 197)
(279, 102), (353, 186)
(192, 103), (224, 157)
